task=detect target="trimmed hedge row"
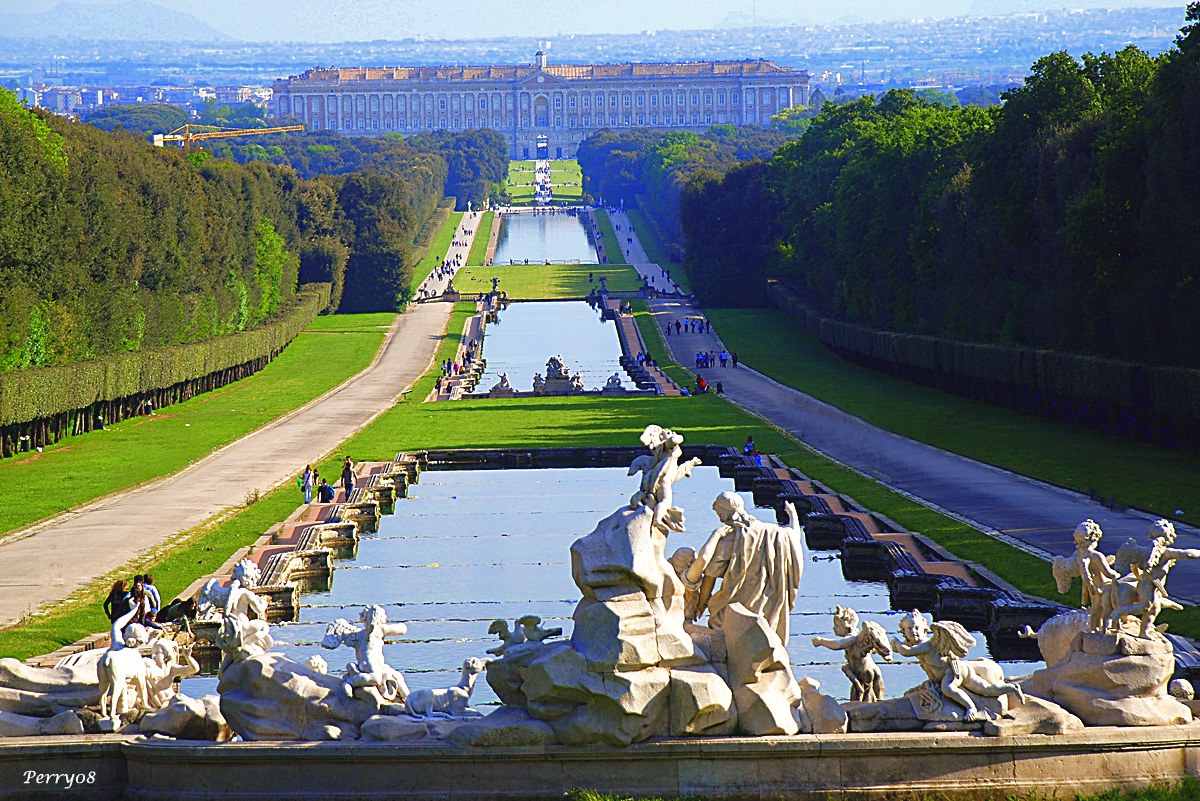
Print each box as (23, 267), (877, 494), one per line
(0, 283), (331, 428)
(769, 283), (1200, 448)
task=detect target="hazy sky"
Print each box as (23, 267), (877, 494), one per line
(2, 0), (1184, 41)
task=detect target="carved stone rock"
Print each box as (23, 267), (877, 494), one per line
(668, 664), (736, 736)
(218, 653), (382, 740)
(796, 677), (848, 734)
(445, 707), (557, 746)
(140, 694), (232, 741)
(0, 657), (99, 715)
(0, 709), (84, 737)
(1027, 630), (1192, 726)
(722, 602), (800, 735)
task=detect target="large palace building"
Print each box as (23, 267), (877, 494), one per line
(272, 51), (809, 159)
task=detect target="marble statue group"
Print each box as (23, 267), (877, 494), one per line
(0, 425), (1195, 744)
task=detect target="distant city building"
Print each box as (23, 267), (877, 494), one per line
(272, 51), (809, 158)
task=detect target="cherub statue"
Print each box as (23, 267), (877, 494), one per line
(1108, 519), (1200, 638)
(143, 639), (200, 709)
(320, 605), (411, 703)
(223, 569), (272, 660)
(1051, 519), (1122, 632)
(893, 618), (1025, 721)
(812, 606), (891, 702)
(627, 425), (700, 533)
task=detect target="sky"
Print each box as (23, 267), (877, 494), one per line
(1, 0), (1185, 41)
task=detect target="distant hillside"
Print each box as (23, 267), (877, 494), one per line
(0, 1), (229, 42)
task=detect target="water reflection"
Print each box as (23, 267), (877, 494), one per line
(480, 301), (623, 391)
(183, 467), (1041, 705)
(492, 213), (597, 264)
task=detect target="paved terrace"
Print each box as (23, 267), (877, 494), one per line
(0, 272), (459, 628)
(613, 214), (1200, 602)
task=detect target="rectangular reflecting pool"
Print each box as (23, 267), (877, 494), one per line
(183, 466), (1040, 706)
(480, 301), (623, 391)
(492, 212), (597, 265)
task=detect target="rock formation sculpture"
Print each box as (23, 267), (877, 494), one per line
(197, 559), (261, 621)
(812, 606), (891, 703)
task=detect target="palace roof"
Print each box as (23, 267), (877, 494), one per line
(279, 59), (802, 86)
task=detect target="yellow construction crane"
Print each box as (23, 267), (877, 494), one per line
(152, 123), (305, 150)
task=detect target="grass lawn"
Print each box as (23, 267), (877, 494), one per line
(625, 208), (690, 294)
(706, 308), (1200, 526)
(408, 210), (464, 295)
(454, 262), (642, 299)
(549, 159), (580, 173)
(466, 211), (494, 265)
(594, 209), (629, 265)
(0, 313), (393, 539)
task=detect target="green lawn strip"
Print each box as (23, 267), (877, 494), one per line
(706, 308), (1200, 525)
(553, 184), (584, 202)
(455, 263), (641, 299)
(408, 210), (464, 295)
(466, 211), (494, 265)
(593, 209), (629, 265)
(0, 315), (391, 538)
(0, 485), (302, 658)
(629, 299), (692, 388)
(548, 160), (580, 172)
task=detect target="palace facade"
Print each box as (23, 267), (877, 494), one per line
(272, 51), (809, 159)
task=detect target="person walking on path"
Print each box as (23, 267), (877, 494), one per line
(342, 457), (356, 497)
(302, 465), (314, 504)
(731, 352), (738, 369)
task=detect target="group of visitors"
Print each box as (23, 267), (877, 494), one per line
(103, 573), (196, 631)
(298, 457), (355, 504)
(693, 375), (723, 396)
(664, 318), (712, 336)
(694, 350), (733, 369)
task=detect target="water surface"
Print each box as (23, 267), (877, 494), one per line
(492, 213), (597, 264)
(480, 301), (623, 392)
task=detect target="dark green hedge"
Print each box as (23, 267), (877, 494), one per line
(0, 283), (329, 428)
(770, 283), (1200, 446)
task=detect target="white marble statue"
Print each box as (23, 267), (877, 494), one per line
(570, 372), (585, 391)
(486, 619), (526, 655)
(1107, 520), (1200, 638)
(812, 606), (892, 703)
(98, 607), (153, 725)
(217, 613), (272, 677)
(197, 559), (261, 621)
(403, 657), (489, 718)
(493, 372), (513, 391)
(604, 372), (623, 390)
(517, 615), (562, 642)
(220, 569), (273, 670)
(627, 425), (701, 533)
(685, 493), (802, 646)
(892, 617), (1025, 721)
(546, 355), (570, 380)
(1051, 519), (1123, 633)
(320, 605), (411, 703)
(305, 654), (329, 674)
(144, 639), (200, 709)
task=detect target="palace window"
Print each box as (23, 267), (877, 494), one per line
(554, 97), (561, 108)
(705, 94), (712, 104)
(664, 95), (671, 106)
(454, 118), (460, 127)
(610, 115), (617, 125)
(732, 94), (739, 104)
(568, 97), (575, 108)
(623, 96), (630, 106)
(637, 95), (644, 106)
(705, 113), (711, 123)
(651, 114), (657, 124)
(637, 115), (644, 125)
(582, 96), (589, 107)
(678, 114), (685, 124)
(719, 93), (725, 104)
(555, 116), (562, 127)
(570, 115), (576, 126)
(384, 119), (392, 129)
(691, 93), (698, 105)
(582, 115), (589, 126)
(650, 96), (657, 106)
(692, 114), (698, 124)
(439, 98), (446, 110)
(479, 97), (487, 109)
(610, 96), (618, 107)
(624, 114), (630, 125)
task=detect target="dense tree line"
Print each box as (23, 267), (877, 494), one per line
(204, 127), (507, 211)
(576, 124), (803, 250)
(0, 89), (484, 370)
(682, 5), (1200, 369)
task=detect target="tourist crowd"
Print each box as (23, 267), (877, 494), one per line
(102, 573), (197, 630)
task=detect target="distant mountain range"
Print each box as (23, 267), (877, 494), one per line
(0, 1), (229, 41)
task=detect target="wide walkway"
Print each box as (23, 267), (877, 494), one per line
(607, 209), (683, 294)
(0, 287), (454, 627)
(414, 210), (482, 299)
(617, 222), (1200, 603)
